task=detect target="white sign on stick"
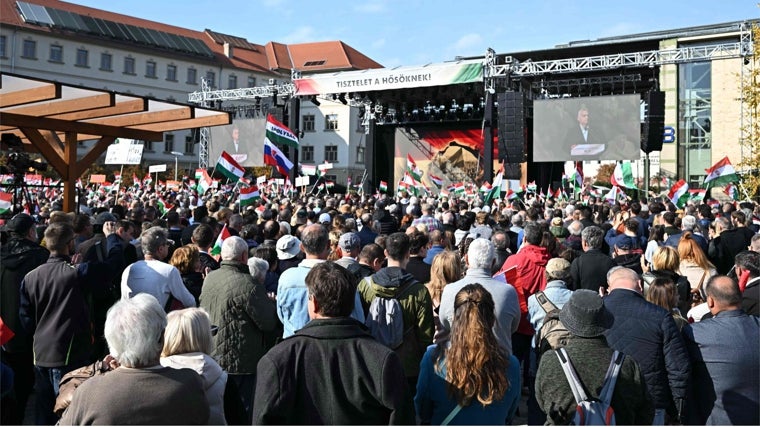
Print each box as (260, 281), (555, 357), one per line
(148, 164), (167, 173)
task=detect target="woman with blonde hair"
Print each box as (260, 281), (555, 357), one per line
(160, 307), (229, 425)
(326, 229), (342, 261)
(427, 251), (463, 343)
(677, 231), (717, 306)
(415, 283), (520, 425)
(642, 245), (691, 315)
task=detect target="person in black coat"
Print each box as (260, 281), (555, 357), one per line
(603, 267), (691, 425)
(253, 262), (414, 425)
(735, 250), (760, 316)
(570, 226), (617, 292)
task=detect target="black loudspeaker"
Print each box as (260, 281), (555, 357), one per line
(641, 91), (665, 153)
(503, 163), (521, 180)
(497, 91), (526, 163)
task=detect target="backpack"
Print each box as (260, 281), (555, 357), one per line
(534, 291), (573, 361)
(556, 348), (624, 425)
(363, 274), (412, 349)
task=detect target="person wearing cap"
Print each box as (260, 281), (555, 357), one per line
(603, 266), (690, 424)
(334, 232), (361, 272)
(682, 275), (760, 425)
(275, 234), (302, 275)
(277, 224), (365, 339)
(535, 289), (653, 425)
(612, 234), (644, 275)
(19, 221), (125, 424)
(0, 213), (49, 424)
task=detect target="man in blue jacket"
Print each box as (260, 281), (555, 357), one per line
(683, 275), (759, 425)
(603, 266), (691, 425)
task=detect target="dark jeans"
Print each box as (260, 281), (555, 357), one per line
(33, 365), (74, 425)
(527, 349), (547, 425)
(228, 373), (255, 424)
(1, 350), (35, 425)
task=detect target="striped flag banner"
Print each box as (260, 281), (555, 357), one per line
(668, 179), (690, 208)
(379, 181), (388, 192)
(0, 191), (12, 214)
(429, 174), (444, 187)
(240, 186), (261, 207)
(265, 114), (299, 148)
(216, 151), (245, 182)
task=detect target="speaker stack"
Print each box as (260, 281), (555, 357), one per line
(641, 91), (665, 153)
(497, 91), (526, 179)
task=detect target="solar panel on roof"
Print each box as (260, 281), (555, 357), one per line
(45, 7), (65, 27)
(79, 15), (101, 34)
(116, 23), (136, 42)
(158, 31), (179, 50)
(71, 13), (91, 33)
(144, 29), (164, 47)
(93, 18), (115, 38)
(58, 10), (84, 32)
(128, 25), (150, 44)
(103, 20), (125, 39)
(17, 2), (54, 26)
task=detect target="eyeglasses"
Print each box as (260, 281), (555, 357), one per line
(210, 325), (219, 336)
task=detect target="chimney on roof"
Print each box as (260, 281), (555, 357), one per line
(223, 42), (233, 59)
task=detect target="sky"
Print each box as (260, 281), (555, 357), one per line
(72, 0), (758, 68)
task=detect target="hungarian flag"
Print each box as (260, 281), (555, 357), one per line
(210, 224), (231, 256)
(484, 170), (503, 205)
(0, 191), (12, 214)
(379, 181), (388, 192)
(604, 186), (620, 205)
(195, 169), (204, 180)
(406, 154), (422, 180)
(143, 174), (152, 185)
(689, 189), (706, 203)
(157, 197), (173, 215)
(265, 114), (299, 148)
(112, 172), (121, 185)
(573, 162), (584, 189)
(703, 156), (739, 188)
(453, 182), (465, 195)
(527, 181), (537, 192)
(611, 161), (636, 189)
(724, 183), (740, 201)
(264, 141), (294, 176)
(317, 183), (325, 191)
(216, 151), (245, 182)
(668, 179), (690, 208)
(325, 181), (335, 189)
(479, 182), (493, 193)
(197, 169), (213, 195)
(429, 174), (444, 187)
(239, 186), (260, 207)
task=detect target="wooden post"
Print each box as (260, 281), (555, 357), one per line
(62, 131), (78, 212)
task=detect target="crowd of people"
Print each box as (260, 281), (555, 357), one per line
(1, 182), (759, 425)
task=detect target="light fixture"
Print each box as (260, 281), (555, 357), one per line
(338, 93), (347, 105)
(310, 95), (320, 106)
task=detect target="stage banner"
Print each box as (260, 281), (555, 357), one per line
(294, 59), (483, 96)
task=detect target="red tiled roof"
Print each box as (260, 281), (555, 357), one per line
(1, 0), (383, 77)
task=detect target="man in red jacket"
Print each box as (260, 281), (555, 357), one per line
(496, 222), (551, 383)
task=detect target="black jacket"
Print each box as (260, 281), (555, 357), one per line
(570, 249), (617, 291)
(603, 289), (691, 414)
(253, 318), (415, 425)
(742, 277), (760, 316)
(0, 238), (49, 353)
(405, 256), (431, 284)
(19, 235), (124, 367)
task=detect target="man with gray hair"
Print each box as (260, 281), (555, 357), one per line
(200, 236), (278, 421)
(411, 203), (441, 233)
(570, 225), (617, 292)
(564, 220), (584, 252)
(59, 293), (208, 425)
(664, 214), (707, 254)
(438, 238), (521, 355)
(120, 226), (196, 309)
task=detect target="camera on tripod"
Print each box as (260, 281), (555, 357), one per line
(1, 133), (48, 176)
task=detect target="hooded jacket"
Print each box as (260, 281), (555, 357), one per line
(499, 244), (551, 335)
(0, 237), (49, 353)
(357, 266), (433, 379)
(161, 352), (227, 425)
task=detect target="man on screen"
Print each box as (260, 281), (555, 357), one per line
(230, 127), (248, 164)
(563, 105), (607, 158)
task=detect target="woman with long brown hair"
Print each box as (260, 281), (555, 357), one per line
(415, 283), (520, 425)
(426, 251), (463, 343)
(645, 276), (689, 332)
(677, 231), (717, 306)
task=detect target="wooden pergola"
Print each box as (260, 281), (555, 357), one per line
(0, 73), (230, 212)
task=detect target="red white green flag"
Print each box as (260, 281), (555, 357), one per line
(668, 179), (690, 208)
(379, 180), (388, 192)
(724, 183), (740, 201)
(611, 161), (636, 189)
(406, 154), (422, 180)
(265, 114), (299, 148)
(429, 174), (444, 187)
(0, 192), (12, 214)
(239, 186), (260, 207)
(216, 151), (245, 182)
(703, 156), (739, 188)
(211, 224), (231, 256)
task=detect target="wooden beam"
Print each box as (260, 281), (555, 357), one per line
(19, 128), (68, 179)
(84, 106), (192, 127)
(128, 113), (231, 132)
(62, 132), (77, 212)
(75, 136), (115, 178)
(52, 98), (147, 121)
(0, 112), (163, 141)
(4, 93), (113, 117)
(0, 84), (61, 108)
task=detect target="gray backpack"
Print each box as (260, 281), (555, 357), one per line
(363, 275), (411, 349)
(556, 348), (624, 425)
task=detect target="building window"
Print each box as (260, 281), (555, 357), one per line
(205, 71), (216, 88)
(227, 75), (237, 89)
(356, 146), (365, 164)
(144, 140), (154, 152)
(323, 174), (337, 183)
(165, 64), (177, 82)
(187, 68), (197, 85)
(100, 53), (112, 71)
(301, 146), (314, 162)
(302, 115), (315, 132)
(247, 76), (256, 87)
(22, 39), (36, 58)
(75, 48), (88, 67)
(124, 57), (135, 75)
(185, 135), (194, 154)
(164, 134), (175, 153)
(48, 45), (63, 62)
(145, 60), (157, 78)
(325, 145), (338, 162)
(679, 59), (712, 187)
(0, 35), (6, 57)
(325, 114), (339, 131)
